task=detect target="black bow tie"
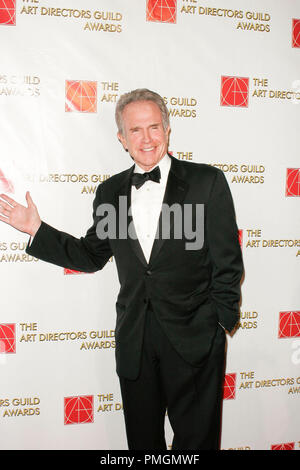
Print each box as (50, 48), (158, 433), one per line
(131, 166), (161, 189)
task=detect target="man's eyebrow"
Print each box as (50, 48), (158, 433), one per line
(129, 122), (161, 131)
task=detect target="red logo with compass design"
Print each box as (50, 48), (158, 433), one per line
(64, 395), (94, 425)
(146, 0), (176, 24)
(286, 168), (300, 197)
(292, 19), (300, 48)
(0, 324), (16, 353)
(223, 373), (236, 400)
(221, 76), (249, 108)
(278, 311), (300, 338)
(0, 0), (16, 26)
(65, 80), (97, 113)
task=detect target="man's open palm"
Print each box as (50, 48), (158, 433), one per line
(0, 192), (41, 236)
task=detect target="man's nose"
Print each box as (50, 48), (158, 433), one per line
(142, 129), (151, 142)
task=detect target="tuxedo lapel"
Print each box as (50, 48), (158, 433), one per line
(149, 156), (189, 264)
(116, 156), (189, 267)
(116, 165), (148, 267)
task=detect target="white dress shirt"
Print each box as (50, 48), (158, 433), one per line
(131, 154), (171, 263)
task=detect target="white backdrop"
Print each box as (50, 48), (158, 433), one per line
(0, 0), (299, 451)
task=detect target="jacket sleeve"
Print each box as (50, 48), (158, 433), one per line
(26, 185), (113, 273)
(206, 169), (243, 332)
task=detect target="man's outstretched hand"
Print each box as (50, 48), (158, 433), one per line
(0, 191), (41, 237)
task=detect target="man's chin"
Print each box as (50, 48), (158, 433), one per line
(134, 152), (166, 171)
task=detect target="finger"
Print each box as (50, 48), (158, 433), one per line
(25, 191), (34, 207)
(0, 194), (18, 208)
(0, 200), (14, 212)
(0, 214), (9, 223)
(0, 201), (13, 214)
(0, 206), (11, 217)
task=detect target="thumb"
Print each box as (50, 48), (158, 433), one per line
(25, 191), (34, 207)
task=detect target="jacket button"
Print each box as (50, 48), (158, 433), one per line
(146, 270), (152, 276)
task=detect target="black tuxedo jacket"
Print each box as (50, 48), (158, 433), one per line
(27, 156), (243, 379)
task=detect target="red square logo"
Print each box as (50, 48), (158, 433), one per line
(220, 76), (249, 107)
(64, 268), (92, 275)
(292, 19), (300, 48)
(223, 373), (236, 400)
(238, 229), (243, 249)
(271, 442), (295, 450)
(146, 0), (176, 24)
(278, 311), (300, 338)
(0, 168), (14, 193)
(64, 395), (94, 425)
(0, 324), (16, 353)
(286, 168), (300, 197)
(0, 0), (16, 26)
(65, 80), (97, 113)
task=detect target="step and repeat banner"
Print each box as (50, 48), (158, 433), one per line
(0, 0), (299, 451)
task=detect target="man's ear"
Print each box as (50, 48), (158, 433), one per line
(117, 132), (128, 151)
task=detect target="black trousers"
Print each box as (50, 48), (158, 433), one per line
(119, 307), (226, 450)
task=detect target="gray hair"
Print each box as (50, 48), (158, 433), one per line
(115, 88), (170, 135)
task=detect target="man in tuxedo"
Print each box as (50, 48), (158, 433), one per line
(0, 88), (243, 450)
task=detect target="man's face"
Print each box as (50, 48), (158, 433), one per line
(118, 100), (170, 171)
